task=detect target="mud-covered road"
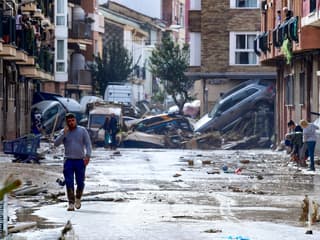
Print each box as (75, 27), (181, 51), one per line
(2, 146), (320, 240)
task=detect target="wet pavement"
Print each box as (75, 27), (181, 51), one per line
(3, 147), (320, 239)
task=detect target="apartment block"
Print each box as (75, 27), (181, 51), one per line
(0, 0), (55, 141)
(187, 0), (276, 114)
(257, 0), (320, 143)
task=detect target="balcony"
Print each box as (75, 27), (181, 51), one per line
(21, 1), (37, 12)
(68, 20), (92, 45)
(36, 47), (54, 74)
(301, 0), (320, 27)
(67, 69), (92, 91)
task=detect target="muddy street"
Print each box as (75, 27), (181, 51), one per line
(3, 147), (320, 240)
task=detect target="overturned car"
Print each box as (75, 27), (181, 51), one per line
(194, 80), (275, 133)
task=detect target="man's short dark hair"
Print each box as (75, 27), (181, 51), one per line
(287, 120), (295, 127)
(66, 113), (76, 119)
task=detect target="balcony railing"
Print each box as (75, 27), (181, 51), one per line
(37, 47), (54, 73)
(69, 69), (92, 86)
(301, 0), (320, 28)
(255, 16), (299, 56)
(69, 21), (92, 40)
(2, 14), (16, 45)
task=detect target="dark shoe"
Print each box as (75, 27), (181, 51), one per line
(307, 168), (315, 171)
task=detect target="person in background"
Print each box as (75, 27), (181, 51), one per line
(100, 115), (111, 148)
(54, 113), (92, 211)
(285, 120), (306, 166)
(109, 113), (119, 150)
(300, 119), (319, 171)
(283, 6), (293, 21)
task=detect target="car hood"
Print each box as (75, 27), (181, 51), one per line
(194, 113), (211, 132)
(56, 97), (84, 112)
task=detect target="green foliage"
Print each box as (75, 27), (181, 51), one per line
(151, 89), (165, 103)
(149, 34), (193, 113)
(281, 38), (293, 64)
(89, 41), (134, 96)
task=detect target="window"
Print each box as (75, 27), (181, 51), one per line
(179, 3), (185, 27)
(56, 0), (65, 26)
(56, 40), (65, 72)
(285, 75), (294, 105)
(310, 0), (316, 13)
(230, 0), (259, 8)
(299, 72), (305, 105)
(190, 32), (201, 66)
(230, 32), (258, 65)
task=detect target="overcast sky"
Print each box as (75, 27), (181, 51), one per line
(99, 0), (161, 18)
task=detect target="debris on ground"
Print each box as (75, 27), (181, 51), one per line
(204, 228), (222, 233)
(59, 220), (75, 240)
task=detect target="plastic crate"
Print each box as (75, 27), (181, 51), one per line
(18, 135), (40, 156)
(3, 134), (40, 156)
(3, 139), (21, 154)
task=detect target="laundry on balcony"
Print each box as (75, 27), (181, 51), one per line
(287, 16), (299, 43)
(273, 20), (290, 48)
(253, 35), (261, 56)
(259, 32), (269, 53)
(254, 32), (269, 56)
(272, 26), (282, 48)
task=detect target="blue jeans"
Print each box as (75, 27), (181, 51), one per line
(63, 159), (85, 191)
(307, 141), (316, 170)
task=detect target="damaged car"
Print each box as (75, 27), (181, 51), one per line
(194, 80), (275, 133)
(131, 113), (194, 135)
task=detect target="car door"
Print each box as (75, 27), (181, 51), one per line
(216, 90), (252, 129)
(227, 88), (259, 124)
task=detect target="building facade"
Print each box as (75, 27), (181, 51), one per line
(257, 0), (320, 143)
(0, 0), (55, 142)
(187, 0), (276, 114)
(65, 0), (104, 100)
(99, 1), (165, 103)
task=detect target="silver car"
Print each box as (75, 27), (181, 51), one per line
(31, 100), (66, 134)
(194, 80), (275, 133)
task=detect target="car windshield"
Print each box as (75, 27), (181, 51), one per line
(89, 114), (106, 128)
(208, 102), (221, 118)
(89, 114), (120, 128)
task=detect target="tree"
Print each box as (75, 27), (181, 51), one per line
(89, 41), (134, 96)
(149, 34), (194, 114)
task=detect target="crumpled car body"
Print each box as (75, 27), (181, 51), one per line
(194, 80), (275, 133)
(131, 113), (194, 135)
(31, 100), (66, 134)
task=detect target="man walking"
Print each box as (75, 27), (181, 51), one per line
(54, 113), (92, 211)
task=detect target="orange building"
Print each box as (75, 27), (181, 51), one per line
(257, 0), (320, 144)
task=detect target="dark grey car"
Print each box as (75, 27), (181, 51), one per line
(31, 100), (66, 134)
(194, 80), (275, 133)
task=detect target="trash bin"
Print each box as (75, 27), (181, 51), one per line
(0, 194), (8, 238)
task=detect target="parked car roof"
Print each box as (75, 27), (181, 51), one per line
(31, 100), (62, 112)
(56, 97), (84, 112)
